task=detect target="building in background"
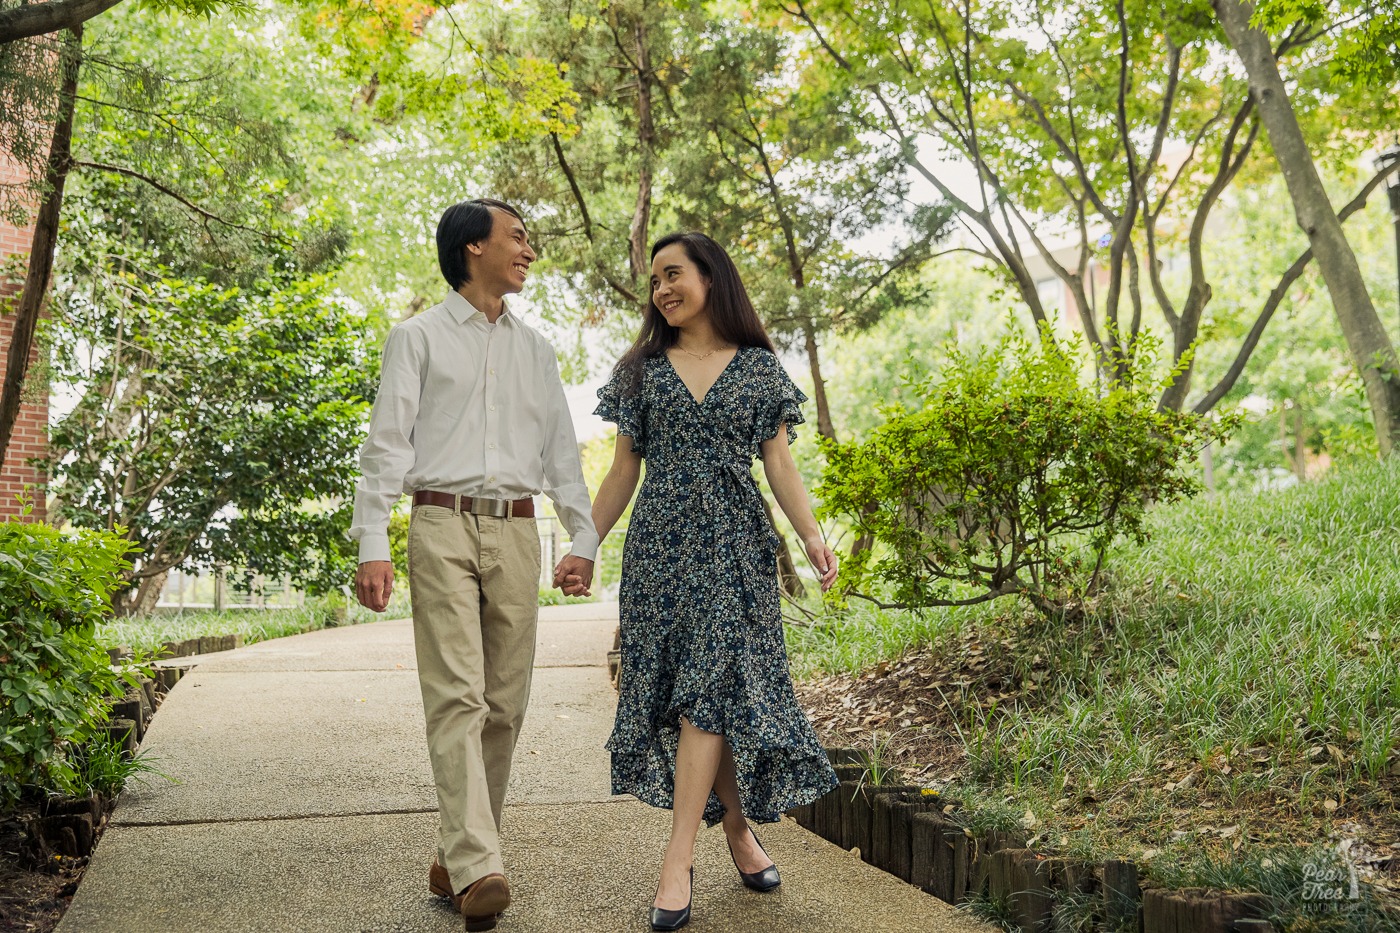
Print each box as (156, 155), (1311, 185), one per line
(0, 152), (46, 523)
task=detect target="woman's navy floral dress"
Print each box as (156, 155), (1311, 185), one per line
(595, 345), (838, 825)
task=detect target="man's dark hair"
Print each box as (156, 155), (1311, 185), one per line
(436, 198), (525, 289)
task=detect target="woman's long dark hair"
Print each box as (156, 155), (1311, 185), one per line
(613, 232), (775, 394)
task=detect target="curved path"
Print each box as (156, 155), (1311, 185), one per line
(58, 604), (992, 932)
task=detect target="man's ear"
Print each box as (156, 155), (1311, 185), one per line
(465, 242), (484, 256)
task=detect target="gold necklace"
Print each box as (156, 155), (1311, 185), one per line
(673, 343), (734, 361)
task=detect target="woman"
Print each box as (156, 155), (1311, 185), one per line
(586, 232), (839, 930)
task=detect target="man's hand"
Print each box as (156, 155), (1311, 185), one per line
(552, 554), (595, 598)
(356, 560), (395, 612)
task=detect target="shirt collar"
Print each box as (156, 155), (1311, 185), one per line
(443, 289), (514, 326)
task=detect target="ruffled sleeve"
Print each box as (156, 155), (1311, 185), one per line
(752, 353), (807, 459)
(594, 366), (646, 456)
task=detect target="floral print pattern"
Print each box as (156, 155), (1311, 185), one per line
(596, 345), (838, 825)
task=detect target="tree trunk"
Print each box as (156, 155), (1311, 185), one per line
(113, 569), (166, 617)
(802, 322), (835, 443)
(626, 17), (655, 285)
(1214, 0), (1400, 455)
(0, 26), (82, 472)
(1294, 404), (1307, 479)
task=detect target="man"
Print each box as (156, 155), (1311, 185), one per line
(351, 198), (597, 932)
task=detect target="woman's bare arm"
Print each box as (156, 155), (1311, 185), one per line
(593, 434), (643, 541)
(760, 428), (839, 591)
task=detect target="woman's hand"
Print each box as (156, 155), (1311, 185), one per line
(803, 535), (839, 592)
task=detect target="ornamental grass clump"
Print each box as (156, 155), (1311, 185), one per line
(818, 328), (1234, 622)
(0, 519), (141, 803)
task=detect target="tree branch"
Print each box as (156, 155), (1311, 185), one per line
(0, 0), (119, 45)
(73, 160), (290, 243)
(1192, 159), (1400, 413)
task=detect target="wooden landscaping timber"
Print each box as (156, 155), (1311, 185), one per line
(1056, 858), (1097, 897)
(889, 795), (945, 882)
(812, 784), (834, 842)
(133, 687), (152, 723)
(987, 848), (1014, 903)
(44, 793), (100, 823)
(789, 748), (864, 829)
(1104, 858), (1142, 930)
(833, 781), (861, 850)
(869, 786), (920, 871)
(1142, 887), (1268, 932)
(826, 747), (864, 765)
(111, 697), (144, 743)
(815, 765), (864, 843)
(911, 812), (941, 892)
(32, 813), (94, 856)
(103, 718), (137, 757)
(971, 827), (1032, 897)
(1010, 850), (1055, 933)
(920, 816), (970, 904)
(949, 827), (969, 904)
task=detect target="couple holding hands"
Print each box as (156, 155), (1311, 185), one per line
(350, 198), (839, 931)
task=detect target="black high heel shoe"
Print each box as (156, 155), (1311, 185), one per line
(728, 828), (781, 892)
(649, 866), (692, 931)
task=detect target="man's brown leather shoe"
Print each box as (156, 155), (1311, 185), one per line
(429, 861), (510, 932)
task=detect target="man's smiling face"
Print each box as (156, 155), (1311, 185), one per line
(469, 208), (537, 296)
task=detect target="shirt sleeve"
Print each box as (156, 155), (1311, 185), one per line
(540, 347), (600, 562)
(349, 325), (422, 564)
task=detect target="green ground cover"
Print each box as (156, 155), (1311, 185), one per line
(94, 591), (412, 655)
(790, 457), (1400, 927)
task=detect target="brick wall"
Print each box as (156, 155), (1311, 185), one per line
(0, 149), (46, 523)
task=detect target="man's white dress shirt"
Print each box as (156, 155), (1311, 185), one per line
(350, 290), (600, 564)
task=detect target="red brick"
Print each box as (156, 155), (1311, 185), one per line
(0, 147), (46, 525)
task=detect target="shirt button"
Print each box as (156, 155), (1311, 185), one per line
(489, 443), (496, 449)
(489, 405), (496, 411)
(490, 368), (496, 375)
(488, 476), (496, 483)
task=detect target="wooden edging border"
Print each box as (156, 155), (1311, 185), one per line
(787, 748), (1277, 933)
(105, 633), (246, 665)
(28, 663), (192, 862)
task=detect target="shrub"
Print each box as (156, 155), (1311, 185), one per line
(817, 328), (1235, 621)
(0, 519), (140, 803)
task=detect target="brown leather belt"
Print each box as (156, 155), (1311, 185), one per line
(412, 490), (535, 518)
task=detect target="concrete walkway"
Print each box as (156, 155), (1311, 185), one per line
(59, 604), (992, 932)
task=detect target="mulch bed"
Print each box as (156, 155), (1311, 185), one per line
(0, 801), (92, 933)
(796, 632), (1035, 783)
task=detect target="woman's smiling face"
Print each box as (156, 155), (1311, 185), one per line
(650, 242), (711, 330)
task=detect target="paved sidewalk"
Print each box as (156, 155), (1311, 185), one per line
(58, 604), (991, 932)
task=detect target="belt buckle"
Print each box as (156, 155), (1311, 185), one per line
(468, 497), (510, 519)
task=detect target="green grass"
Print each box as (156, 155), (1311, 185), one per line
(789, 457), (1400, 913)
(976, 456), (1400, 791)
(100, 579), (595, 656)
(61, 730), (172, 799)
(95, 590), (412, 655)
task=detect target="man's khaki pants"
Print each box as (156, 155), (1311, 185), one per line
(408, 504), (541, 894)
